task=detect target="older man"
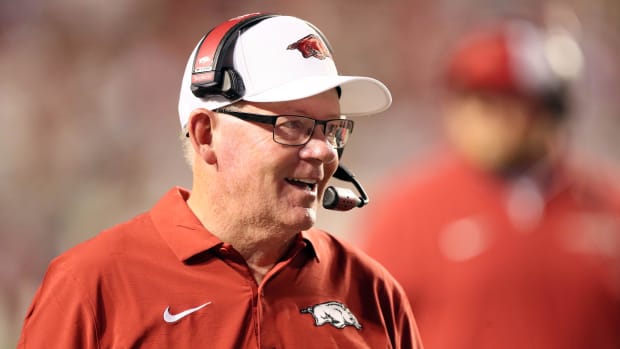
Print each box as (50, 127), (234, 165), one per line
(18, 13), (423, 348)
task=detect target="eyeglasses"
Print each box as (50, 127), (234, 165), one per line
(215, 110), (354, 148)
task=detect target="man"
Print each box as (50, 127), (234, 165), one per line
(18, 14), (423, 348)
(360, 17), (620, 349)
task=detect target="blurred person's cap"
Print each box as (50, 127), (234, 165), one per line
(178, 14), (392, 128)
(443, 18), (583, 112)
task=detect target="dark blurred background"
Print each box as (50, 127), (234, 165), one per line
(1, 0), (618, 346)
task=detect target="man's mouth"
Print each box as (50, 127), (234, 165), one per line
(285, 178), (317, 191)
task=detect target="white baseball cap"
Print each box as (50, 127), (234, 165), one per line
(178, 15), (392, 128)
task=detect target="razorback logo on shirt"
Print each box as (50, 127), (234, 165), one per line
(301, 301), (362, 330)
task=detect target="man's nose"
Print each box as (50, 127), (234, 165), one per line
(299, 125), (338, 163)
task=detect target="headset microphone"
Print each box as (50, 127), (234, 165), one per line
(322, 165), (369, 211)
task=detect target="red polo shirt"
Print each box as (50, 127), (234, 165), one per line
(18, 187), (423, 348)
(361, 150), (620, 349)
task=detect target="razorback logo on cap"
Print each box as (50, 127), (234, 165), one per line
(287, 34), (331, 60)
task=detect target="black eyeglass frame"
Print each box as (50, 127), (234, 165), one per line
(214, 109), (355, 148)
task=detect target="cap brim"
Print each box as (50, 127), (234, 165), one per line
(243, 76), (392, 116)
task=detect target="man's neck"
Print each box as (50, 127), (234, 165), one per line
(186, 190), (298, 284)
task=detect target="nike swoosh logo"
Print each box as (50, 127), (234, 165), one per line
(163, 302), (212, 323)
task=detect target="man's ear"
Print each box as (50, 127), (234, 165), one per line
(187, 108), (217, 164)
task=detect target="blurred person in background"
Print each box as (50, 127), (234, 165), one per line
(17, 13), (423, 348)
(359, 15), (620, 349)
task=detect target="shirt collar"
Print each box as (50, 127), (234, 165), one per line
(150, 187), (321, 263)
(150, 187), (222, 262)
(300, 229), (322, 263)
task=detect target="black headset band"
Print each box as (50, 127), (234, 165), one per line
(190, 13), (277, 98)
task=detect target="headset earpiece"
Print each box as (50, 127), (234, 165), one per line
(220, 69), (245, 100)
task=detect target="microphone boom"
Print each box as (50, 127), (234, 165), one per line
(322, 164), (369, 211)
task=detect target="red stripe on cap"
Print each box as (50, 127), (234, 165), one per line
(193, 13), (263, 73)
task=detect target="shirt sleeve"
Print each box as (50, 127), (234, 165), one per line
(17, 259), (100, 349)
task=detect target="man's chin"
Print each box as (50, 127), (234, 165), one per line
(287, 207), (317, 231)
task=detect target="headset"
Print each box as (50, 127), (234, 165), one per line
(190, 13), (277, 100)
(322, 159), (369, 211)
(190, 12), (370, 211)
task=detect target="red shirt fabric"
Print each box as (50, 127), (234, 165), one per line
(18, 187), (423, 349)
(361, 150), (620, 349)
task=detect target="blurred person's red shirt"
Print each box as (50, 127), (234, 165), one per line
(361, 17), (620, 348)
(360, 148), (620, 349)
